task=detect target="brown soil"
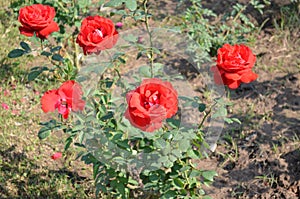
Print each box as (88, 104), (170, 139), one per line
(150, 0), (300, 198)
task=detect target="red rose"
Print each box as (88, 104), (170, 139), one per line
(51, 152), (62, 160)
(18, 4), (59, 40)
(76, 16), (118, 55)
(125, 78), (178, 132)
(41, 80), (85, 119)
(211, 44), (258, 89)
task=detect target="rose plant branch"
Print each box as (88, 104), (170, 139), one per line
(143, 0), (154, 77)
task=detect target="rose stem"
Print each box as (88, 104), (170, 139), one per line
(40, 39), (44, 51)
(143, 0), (154, 78)
(73, 35), (80, 71)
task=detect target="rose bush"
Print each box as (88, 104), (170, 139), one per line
(41, 80), (85, 119)
(125, 78), (178, 132)
(211, 44), (258, 89)
(18, 4), (59, 40)
(76, 16), (118, 55)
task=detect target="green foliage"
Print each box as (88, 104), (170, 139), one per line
(182, 0), (270, 56)
(8, 41), (31, 58)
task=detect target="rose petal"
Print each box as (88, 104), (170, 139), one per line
(51, 152), (62, 160)
(227, 79), (241, 89)
(19, 26), (35, 37)
(240, 71), (258, 83)
(1, 103), (9, 110)
(41, 89), (60, 113)
(37, 21), (59, 39)
(224, 73), (241, 81)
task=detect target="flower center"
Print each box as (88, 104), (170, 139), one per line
(143, 90), (160, 109)
(94, 29), (103, 38)
(56, 98), (70, 115)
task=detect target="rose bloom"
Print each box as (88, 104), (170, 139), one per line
(41, 80), (85, 119)
(51, 152), (62, 160)
(211, 44), (258, 89)
(125, 78), (178, 132)
(76, 16), (118, 55)
(18, 4), (59, 40)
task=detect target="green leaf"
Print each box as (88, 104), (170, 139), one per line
(187, 149), (200, 159)
(136, 51), (143, 60)
(154, 138), (166, 149)
(166, 118), (180, 129)
(28, 70), (43, 82)
(231, 118), (241, 124)
(173, 178), (184, 189)
(171, 149), (181, 158)
(198, 103), (206, 112)
(8, 49), (25, 58)
(65, 137), (73, 151)
(163, 190), (176, 198)
(138, 65), (151, 77)
(202, 170), (217, 182)
(51, 54), (64, 61)
(20, 41), (31, 52)
(41, 51), (52, 57)
(28, 67), (48, 81)
(50, 46), (62, 52)
(104, 0), (123, 7)
(189, 170), (201, 178)
(125, 0), (137, 11)
(38, 127), (51, 140)
(178, 139), (190, 152)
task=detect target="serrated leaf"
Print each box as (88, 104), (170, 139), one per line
(51, 54), (64, 61)
(8, 49), (25, 58)
(38, 127), (51, 139)
(20, 41), (31, 52)
(125, 0), (137, 11)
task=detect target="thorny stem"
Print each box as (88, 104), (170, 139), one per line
(143, 0), (154, 77)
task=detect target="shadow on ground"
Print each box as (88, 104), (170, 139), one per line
(0, 145), (94, 199)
